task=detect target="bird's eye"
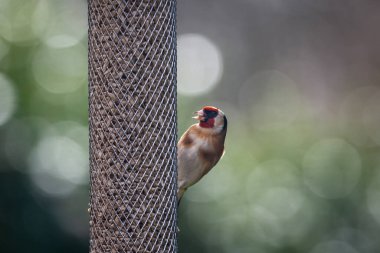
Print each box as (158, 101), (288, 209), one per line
(204, 110), (218, 118)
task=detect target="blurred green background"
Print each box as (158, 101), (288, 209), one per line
(1, 0), (380, 253)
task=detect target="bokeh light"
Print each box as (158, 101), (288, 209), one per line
(0, 38), (9, 60)
(310, 240), (358, 253)
(366, 165), (380, 225)
(239, 70), (301, 130)
(32, 0), (87, 48)
(177, 33), (223, 96)
(245, 160), (317, 246)
(0, 73), (16, 126)
(303, 138), (361, 199)
(334, 227), (373, 253)
(249, 187), (306, 245)
(339, 86), (380, 147)
(0, 0), (40, 43)
(361, 88), (380, 146)
(32, 44), (87, 94)
(3, 118), (38, 171)
(28, 122), (88, 197)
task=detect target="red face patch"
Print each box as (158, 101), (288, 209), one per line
(199, 118), (215, 128)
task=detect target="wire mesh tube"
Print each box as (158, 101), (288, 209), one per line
(88, 0), (177, 252)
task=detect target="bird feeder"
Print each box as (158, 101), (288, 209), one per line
(88, 0), (178, 252)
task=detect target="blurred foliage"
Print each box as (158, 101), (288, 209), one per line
(0, 0), (88, 252)
(1, 0), (380, 253)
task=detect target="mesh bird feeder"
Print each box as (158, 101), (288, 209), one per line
(88, 0), (177, 252)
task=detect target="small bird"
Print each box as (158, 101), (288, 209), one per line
(177, 106), (227, 204)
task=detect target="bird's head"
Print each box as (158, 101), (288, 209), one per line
(193, 106), (227, 132)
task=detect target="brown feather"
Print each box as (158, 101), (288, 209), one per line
(198, 129), (226, 177)
(180, 131), (193, 147)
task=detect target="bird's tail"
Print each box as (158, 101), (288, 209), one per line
(177, 187), (187, 207)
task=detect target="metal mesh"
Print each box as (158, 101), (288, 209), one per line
(88, 0), (177, 252)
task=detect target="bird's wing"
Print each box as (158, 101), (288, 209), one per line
(198, 146), (224, 179)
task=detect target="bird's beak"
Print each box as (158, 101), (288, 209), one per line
(192, 110), (206, 121)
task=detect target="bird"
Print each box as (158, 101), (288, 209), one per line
(177, 106), (227, 205)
